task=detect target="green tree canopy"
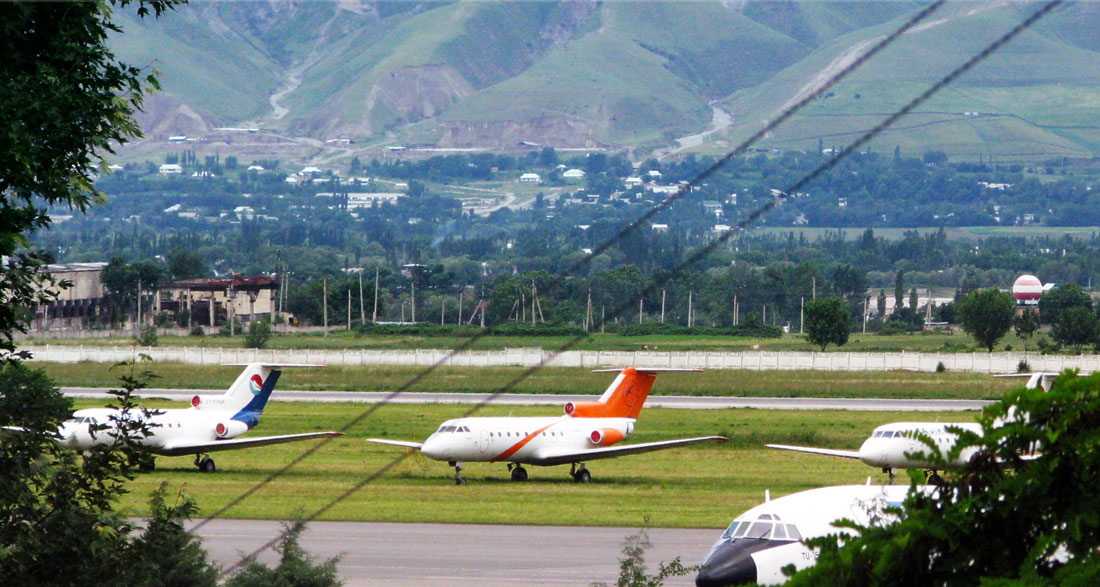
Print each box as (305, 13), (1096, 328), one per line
(958, 288), (1016, 352)
(805, 297), (850, 351)
(1040, 283), (1093, 325)
(1051, 305), (1100, 352)
(787, 372), (1100, 585)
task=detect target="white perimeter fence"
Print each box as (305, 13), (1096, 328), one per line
(20, 345), (1100, 373)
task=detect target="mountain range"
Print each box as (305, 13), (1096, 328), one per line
(109, 0), (1100, 161)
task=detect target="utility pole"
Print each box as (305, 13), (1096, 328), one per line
(347, 289), (351, 330)
(411, 279), (416, 323)
(136, 280), (142, 332)
(441, 294), (446, 326)
(638, 298), (644, 324)
(661, 289), (666, 324)
(763, 303), (767, 324)
(372, 266), (379, 323)
(863, 295), (869, 334)
(601, 306), (605, 334)
(358, 271), (365, 323)
(531, 280), (537, 327)
(812, 277), (816, 301)
(733, 293), (739, 326)
(800, 297), (804, 334)
(585, 289), (593, 332)
(458, 289), (464, 325)
(228, 280), (235, 336)
(687, 291), (693, 328)
(323, 278), (328, 335)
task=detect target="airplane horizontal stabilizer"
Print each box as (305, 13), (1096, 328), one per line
(366, 438), (424, 450)
(766, 444), (861, 459)
(533, 436), (726, 466)
(156, 431), (343, 456)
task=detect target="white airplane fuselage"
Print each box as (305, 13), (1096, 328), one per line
(421, 416), (635, 464)
(856, 422), (983, 470)
(59, 406), (253, 452)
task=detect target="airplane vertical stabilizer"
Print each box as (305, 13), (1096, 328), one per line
(566, 368), (699, 419)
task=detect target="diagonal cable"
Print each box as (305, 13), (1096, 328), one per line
(217, 0), (1067, 574)
(194, 1), (948, 538)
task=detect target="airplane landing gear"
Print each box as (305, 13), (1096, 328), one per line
(195, 455), (216, 473)
(571, 463), (591, 483)
(508, 463), (528, 482)
(884, 467), (895, 485)
(451, 461), (466, 485)
(927, 471), (944, 486)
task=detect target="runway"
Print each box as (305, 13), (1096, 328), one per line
(191, 519), (717, 586)
(62, 387), (991, 411)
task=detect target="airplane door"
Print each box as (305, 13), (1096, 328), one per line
(480, 429), (490, 454)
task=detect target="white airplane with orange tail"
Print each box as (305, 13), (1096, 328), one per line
(368, 367), (726, 484)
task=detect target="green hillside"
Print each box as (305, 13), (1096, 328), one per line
(107, 1), (1100, 160)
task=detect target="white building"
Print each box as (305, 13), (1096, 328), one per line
(562, 168), (586, 179)
(519, 173), (541, 184)
(347, 193), (405, 209)
(159, 163), (182, 175)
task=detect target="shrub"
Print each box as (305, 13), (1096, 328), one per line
(243, 320), (272, 349)
(1017, 360), (1031, 373)
(134, 325), (158, 347)
(189, 325), (205, 337)
(936, 361), (946, 373)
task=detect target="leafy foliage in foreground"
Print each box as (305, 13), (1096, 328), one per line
(786, 371), (1100, 585)
(225, 519), (342, 587)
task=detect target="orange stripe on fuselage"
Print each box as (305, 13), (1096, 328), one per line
(490, 421), (560, 462)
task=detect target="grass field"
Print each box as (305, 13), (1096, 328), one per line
(21, 329), (1019, 353)
(84, 399), (977, 529)
(40, 362), (1017, 399)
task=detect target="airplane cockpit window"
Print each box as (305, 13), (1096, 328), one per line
(721, 515), (802, 542)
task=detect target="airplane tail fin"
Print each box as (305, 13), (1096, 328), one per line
(192, 363), (322, 419)
(564, 368), (699, 419)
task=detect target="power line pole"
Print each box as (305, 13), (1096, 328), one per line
(347, 289), (351, 330)
(358, 270), (365, 324)
(372, 266), (379, 323)
(323, 277), (328, 335)
(661, 289), (666, 324)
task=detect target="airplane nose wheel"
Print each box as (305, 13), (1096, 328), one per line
(570, 463), (591, 483)
(508, 464), (528, 482)
(451, 461), (466, 485)
(195, 455), (216, 473)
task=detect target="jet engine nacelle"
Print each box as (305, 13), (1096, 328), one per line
(564, 401), (605, 418)
(589, 428), (625, 446)
(215, 420), (248, 439)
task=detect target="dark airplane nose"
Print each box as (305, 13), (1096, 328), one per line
(695, 540), (759, 587)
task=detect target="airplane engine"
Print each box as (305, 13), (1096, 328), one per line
(589, 428), (625, 446)
(564, 401), (604, 417)
(215, 421), (249, 439)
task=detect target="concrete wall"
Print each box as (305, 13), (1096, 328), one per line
(20, 345), (1100, 373)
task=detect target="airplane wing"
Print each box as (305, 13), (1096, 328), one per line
(532, 436), (726, 466)
(366, 438), (424, 450)
(766, 444), (861, 459)
(156, 431), (343, 456)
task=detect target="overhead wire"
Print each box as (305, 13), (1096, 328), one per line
(211, 0), (1067, 576)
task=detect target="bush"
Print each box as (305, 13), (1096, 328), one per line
(617, 322), (783, 338)
(134, 325), (158, 347)
(154, 311), (174, 328)
(936, 361), (946, 373)
(176, 309), (191, 328)
(243, 320), (271, 349)
(189, 325), (205, 337)
(224, 519), (340, 587)
(1018, 360), (1031, 373)
(218, 319), (240, 337)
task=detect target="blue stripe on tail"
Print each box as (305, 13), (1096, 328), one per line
(231, 370), (281, 429)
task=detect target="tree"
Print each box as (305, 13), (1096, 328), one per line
(787, 372), (1100, 585)
(805, 297), (850, 351)
(1051, 306), (1100, 352)
(1040, 283), (1092, 325)
(0, 359), (216, 583)
(0, 1), (178, 357)
(244, 319), (272, 349)
(1013, 309), (1040, 353)
(876, 289), (886, 317)
(226, 519), (342, 587)
(893, 270), (905, 311)
(957, 288), (1016, 352)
